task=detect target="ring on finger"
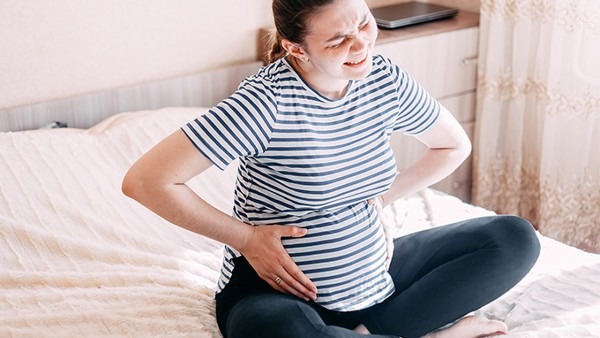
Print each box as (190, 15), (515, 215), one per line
(274, 276), (282, 285)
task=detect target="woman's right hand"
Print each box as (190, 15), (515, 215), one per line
(123, 131), (317, 301)
(239, 224), (318, 302)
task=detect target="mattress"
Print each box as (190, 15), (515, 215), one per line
(1, 107), (599, 337)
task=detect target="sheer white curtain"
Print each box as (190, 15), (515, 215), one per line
(473, 0), (600, 252)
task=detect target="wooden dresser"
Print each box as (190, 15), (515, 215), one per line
(258, 11), (480, 202)
(376, 11), (480, 202)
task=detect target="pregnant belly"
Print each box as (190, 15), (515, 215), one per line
(280, 203), (394, 311)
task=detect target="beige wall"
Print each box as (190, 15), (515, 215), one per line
(0, 0), (479, 111)
(0, 1), (273, 110)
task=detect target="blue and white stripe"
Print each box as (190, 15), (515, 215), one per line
(182, 54), (440, 311)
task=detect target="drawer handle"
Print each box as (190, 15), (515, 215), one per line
(461, 57), (478, 66)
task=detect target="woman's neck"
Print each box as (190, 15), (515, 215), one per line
(289, 57), (349, 100)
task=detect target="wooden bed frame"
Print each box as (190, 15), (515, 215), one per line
(0, 61), (262, 132)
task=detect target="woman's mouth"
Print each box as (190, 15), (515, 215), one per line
(344, 55), (368, 67)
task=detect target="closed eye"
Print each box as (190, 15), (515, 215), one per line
(329, 39), (346, 48)
(326, 14), (370, 49)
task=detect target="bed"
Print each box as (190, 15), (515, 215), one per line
(1, 107), (599, 337)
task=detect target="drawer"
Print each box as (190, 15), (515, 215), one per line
(438, 92), (476, 123)
(374, 27), (479, 99)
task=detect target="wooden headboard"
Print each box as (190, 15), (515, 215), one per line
(0, 61), (262, 132)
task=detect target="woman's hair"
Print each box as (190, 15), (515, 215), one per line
(268, 0), (335, 63)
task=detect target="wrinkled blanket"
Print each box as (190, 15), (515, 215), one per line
(1, 108), (598, 337)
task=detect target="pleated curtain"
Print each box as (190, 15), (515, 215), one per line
(473, 0), (600, 252)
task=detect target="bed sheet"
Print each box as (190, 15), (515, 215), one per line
(0, 107), (598, 337)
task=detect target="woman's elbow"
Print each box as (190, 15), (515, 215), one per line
(459, 135), (472, 161)
(449, 131), (472, 166)
(121, 167), (146, 201)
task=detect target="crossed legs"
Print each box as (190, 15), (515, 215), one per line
(217, 215), (540, 338)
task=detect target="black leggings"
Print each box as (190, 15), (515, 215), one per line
(215, 215), (540, 338)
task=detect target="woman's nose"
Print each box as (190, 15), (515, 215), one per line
(351, 35), (367, 53)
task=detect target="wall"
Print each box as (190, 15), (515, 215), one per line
(0, 0), (479, 111)
(0, 0), (273, 110)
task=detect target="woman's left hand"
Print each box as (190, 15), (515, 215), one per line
(368, 196), (394, 270)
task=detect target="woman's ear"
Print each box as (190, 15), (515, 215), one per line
(281, 39), (309, 62)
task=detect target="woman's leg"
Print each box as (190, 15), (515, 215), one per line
(216, 256), (395, 338)
(223, 291), (395, 338)
(362, 215), (540, 338)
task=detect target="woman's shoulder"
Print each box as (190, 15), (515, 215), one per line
(370, 54), (408, 85)
(234, 59), (296, 104)
(372, 54), (403, 73)
(243, 59), (290, 87)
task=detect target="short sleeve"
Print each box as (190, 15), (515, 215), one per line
(381, 56), (440, 135)
(181, 81), (278, 170)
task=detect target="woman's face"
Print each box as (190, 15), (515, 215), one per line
(300, 0), (378, 83)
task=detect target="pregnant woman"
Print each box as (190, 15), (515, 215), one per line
(122, 0), (540, 337)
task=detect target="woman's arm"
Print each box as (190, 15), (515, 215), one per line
(122, 130), (317, 301)
(381, 107), (472, 207)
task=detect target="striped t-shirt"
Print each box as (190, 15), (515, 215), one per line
(182, 54), (440, 312)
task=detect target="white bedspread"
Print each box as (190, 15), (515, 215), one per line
(1, 108), (599, 337)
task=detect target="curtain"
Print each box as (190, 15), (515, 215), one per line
(473, 0), (600, 253)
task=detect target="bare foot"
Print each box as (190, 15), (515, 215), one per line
(353, 323), (370, 334)
(423, 315), (508, 338)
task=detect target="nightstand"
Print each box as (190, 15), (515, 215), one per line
(375, 11), (479, 202)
